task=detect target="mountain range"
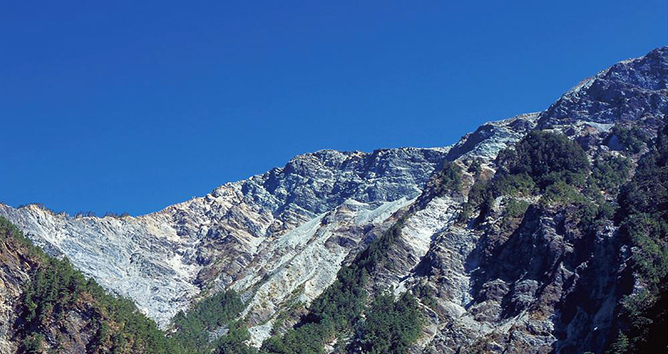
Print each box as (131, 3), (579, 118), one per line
(0, 46), (666, 354)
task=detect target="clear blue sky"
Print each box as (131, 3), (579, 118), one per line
(1, 1), (666, 216)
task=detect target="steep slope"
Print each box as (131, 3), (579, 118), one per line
(257, 46), (666, 354)
(0, 147), (448, 327)
(0, 217), (172, 354)
(361, 46), (667, 353)
(1, 46), (666, 354)
(538, 46), (667, 128)
(0, 216), (261, 354)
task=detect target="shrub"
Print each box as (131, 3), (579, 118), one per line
(607, 125), (649, 154)
(357, 292), (423, 354)
(1, 216), (255, 354)
(606, 121), (668, 353)
(496, 131), (590, 189)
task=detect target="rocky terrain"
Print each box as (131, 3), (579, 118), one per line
(1, 46), (666, 353)
(0, 147), (449, 329)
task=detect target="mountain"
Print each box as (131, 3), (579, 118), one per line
(1, 46), (666, 354)
(0, 147), (448, 328)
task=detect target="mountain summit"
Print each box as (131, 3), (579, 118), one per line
(1, 46), (666, 354)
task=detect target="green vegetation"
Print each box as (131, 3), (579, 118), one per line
(607, 121), (668, 353)
(436, 161), (462, 193)
(3, 193), (427, 354)
(458, 131), (591, 224)
(588, 154), (632, 195)
(423, 160), (463, 210)
(5, 218), (173, 353)
(170, 290), (249, 353)
(458, 130), (632, 235)
(607, 125), (650, 154)
(260, 164), (436, 354)
(457, 175), (490, 223)
(214, 321), (258, 354)
(455, 126), (665, 353)
(496, 130), (590, 189)
(0, 216), (255, 354)
(412, 282), (437, 309)
(500, 198), (530, 231)
(10, 125), (661, 354)
(491, 172), (536, 197)
(452, 127), (666, 353)
(504, 198), (530, 218)
(355, 215), (408, 273)
(260, 265), (368, 353)
(541, 181), (591, 206)
(617, 122), (668, 291)
(356, 292), (423, 354)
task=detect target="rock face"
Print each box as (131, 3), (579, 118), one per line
(0, 223), (102, 354)
(0, 147), (448, 328)
(367, 46), (667, 354)
(0, 229), (34, 354)
(1, 45), (666, 353)
(538, 46), (667, 128)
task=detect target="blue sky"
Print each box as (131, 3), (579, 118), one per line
(1, 1), (666, 216)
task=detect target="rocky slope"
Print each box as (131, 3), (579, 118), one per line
(0, 147), (448, 329)
(366, 46), (667, 353)
(1, 46), (666, 353)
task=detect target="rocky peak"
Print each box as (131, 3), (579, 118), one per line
(538, 46), (667, 128)
(0, 146), (449, 328)
(446, 113), (539, 161)
(1, 46), (666, 353)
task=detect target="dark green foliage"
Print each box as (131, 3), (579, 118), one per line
(457, 177), (490, 223)
(22, 257), (87, 327)
(261, 322), (330, 354)
(458, 131), (590, 224)
(437, 161), (462, 193)
(356, 292), (423, 354)
(467, 177), (490, 206)
(496, 131), (590, 189)
(280, 218), (408, 351)
(621, 215), (668, 287)
(617, 122), (668, 291)
(541, 181), (590, 206)
(262, 208), (425, 353)
(260, 265), (368, 354)
(505, 199), (530, 218)
(309, 266), (368, 330)
(608, 125), (650, 154)
(17, 241), (175, 353)
(589, 154), (632, 195)
(412, 283), (437, 309)
(500, 198), (530, 231)
(21, 333), (45, 354)
(1, 216), (255, 354)
(456, 125), (665, 353)
(607, 332), (629, 354)
(215, 322), (257, 354)
(0, 217), (48, 262)
(606, 122), (668, 353)
(468, 159), (483, 175)
(419, 161), (462, 210)
(355, 215), (407, 273)
(171, 290), (246, 352)
(491, 173), (536, 197)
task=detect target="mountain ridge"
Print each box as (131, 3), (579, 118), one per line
(1, 45), (666, 353)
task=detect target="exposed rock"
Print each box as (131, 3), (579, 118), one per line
(0, 147), (448, 329)
(1, 45), (666, 353)
(538, 46), (667, 128)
